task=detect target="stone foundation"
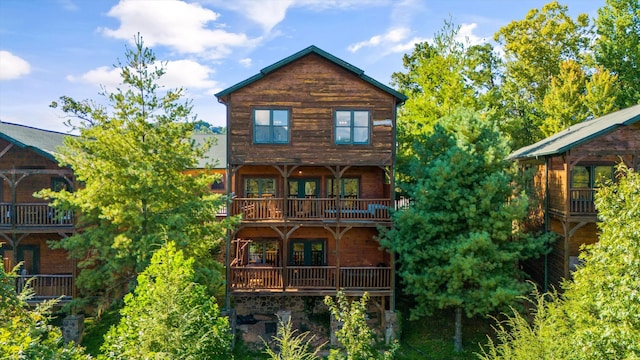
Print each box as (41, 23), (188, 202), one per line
(232, 295), (396, 349)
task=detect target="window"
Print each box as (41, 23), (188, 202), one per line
(289, 179), (319, 198)
(210, 178), (225, 191)
(335, 110), (369, 144)
(51, 177), (71, 192)
(327, 178), (359, 198)
(249, 240), (279, 265)
(254, 109), (289, 144)
(571, 165), (614, 189)
(244, 178), (276, 198)
(290, 240), (325, 266)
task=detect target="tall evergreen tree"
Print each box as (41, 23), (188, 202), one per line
(380, 110), (551, 352)
(41, 35), (233, 309)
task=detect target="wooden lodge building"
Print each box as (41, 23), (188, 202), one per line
(0, 122), (227, 303)
(0, 122), (76, 303)
(508, 104), (640, 289)
(215, 45), (406, 336)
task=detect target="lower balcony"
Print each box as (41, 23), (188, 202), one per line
(0, 203), (74, 229)
(15, 274), (74, 303)
(229, 266), (392, 295)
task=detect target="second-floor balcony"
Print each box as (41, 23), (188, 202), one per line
(0, 203), (74, 229)
(229, 266), (392, 294)
(14, 274), (74, 303)
(230, 197), (392, 222)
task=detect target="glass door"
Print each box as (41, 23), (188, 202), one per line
(288, 179), (319, 217)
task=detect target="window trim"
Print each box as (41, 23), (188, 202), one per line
(334, 110), (370, 145)
(253, 108), (290, 144)
(244, 177), (277, 198)
(289, 239), (326, 266)
(570, 164), (615, 189)
(327, 177), (360, 198)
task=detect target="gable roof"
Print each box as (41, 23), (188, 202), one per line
(507, 104), (640, 160)
(0, 122), (71, 161)
(0, 122), (227, 169)
(215, 45), (408, 103)
(192, 133), (226, 169)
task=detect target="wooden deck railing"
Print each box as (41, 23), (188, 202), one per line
(287, 266), (336, 288)
(230, 198), (392, 221)
(339, 267), (391, 289)
(229, 266), (391, 292)
(230, 266), (283, 289)
(570, 189), (596, 215)
(0, 203), (74, 227)
(15, 274), (73, 300)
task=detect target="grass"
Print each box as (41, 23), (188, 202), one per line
(396, 309), (493, 360)
(80, 308), (121, 357)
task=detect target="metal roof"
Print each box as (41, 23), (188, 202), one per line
(0, 122), (226, 169)
(0, 122), (70, 161)
(192, 133), (226, 169)
(215, 45), (408, 103)
(507, 104), (640, 160)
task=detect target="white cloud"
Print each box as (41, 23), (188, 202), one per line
(348, 27), (411, 53)
(208, 0), (386, 32)
(162, 60), (217, 89)
(239, 58), (252, 67)
(66, 60), (217, 94)
(456, 23), (485, 46)
(0, 51), (31, 80)
(100, 0), (253, 59)
(66, 66), (122, 88)
(57, 0), (78, 11)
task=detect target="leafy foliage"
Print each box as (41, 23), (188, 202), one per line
(100, 242), (232, 359)
(381, 110), (551, 351)
(42, 34), (234, 308)
(391, 21), (496, 184)
(594, 0), (640, 108)
(480, 165), (640, 359)
(263, 319), (324, 360)
(0, 268), (89, 359)
(325, 292), (397, 360)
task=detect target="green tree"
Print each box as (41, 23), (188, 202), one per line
(324, 292), (396, 360)
(100, 242), (232, 359)
(594, 0), (640, 108)
(0, 268), (89, 359)
(263, 319), (324, 360)
(380, 110), (551, 352)
(391, 21), (497, 184)
(480, 165), (640, 359)
(42, 35), (233, 308)
(495, 1), (591, 147)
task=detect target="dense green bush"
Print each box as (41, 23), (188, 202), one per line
(100, 242), (232, 359)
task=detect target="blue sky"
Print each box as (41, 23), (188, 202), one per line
(0, 0), (604, 133)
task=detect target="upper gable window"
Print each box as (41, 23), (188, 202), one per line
(335, 110), (369, 144)
(254, 109), (289, 144)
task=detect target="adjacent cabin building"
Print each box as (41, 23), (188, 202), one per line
(508, 105), (640, 289)
(0, 123), (76, 302)
(0, 123), (227, 303)
(215, 46), (406, 338)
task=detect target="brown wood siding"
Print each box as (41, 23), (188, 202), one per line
(234, 226), (387, 268)
(233, 165), (388, 199)
(571, 122), (640, 157)
(227, 54), (396, 166)
(1, 234), (73, 274)
(0, 144), (68, 202)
